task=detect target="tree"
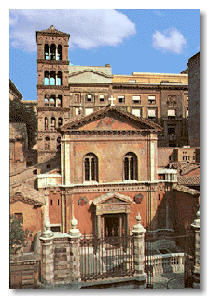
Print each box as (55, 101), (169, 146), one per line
(9, 100), (37, 149)
(9, 215), (29, 255)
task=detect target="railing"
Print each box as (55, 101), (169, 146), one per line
(145, 253), (185, 277)
(80, 235), (134, 281)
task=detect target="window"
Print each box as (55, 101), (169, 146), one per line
(44, 117), (49, 130)
(118, 95), (125, 103)
(76, 107), (82, 115)
(186, 109), (189, 118)
(49, 96), (56, 107)
(75, 94), (80, 103)
(99, 95), (105, 102)
(124, 152), (138, 180)
(132, 95), (141, 104)
(57, 71), (62, 85)
(148, 95), (156, 104)
(57, 45), (62, 60)
(86, 94), (93, 102)
(50, 71), (56, 85)
(44, 71), (50, 85)
(57, 95), (62, 107)
(85, 108), (94, 116)
(51, 117), (56, 130)
(168, 109), (176, 119)
(168, 126), (175, 135)
(45, 97), (49, 106)
(183, 156), (190, 161)
(84, 153), (98, 181)
(58, 117), (63, 127)
(147, 109), (156, 119)
(132, 108), (142, 118)
(45, 44), (50, 60)
(14, 213), (23, 224)
(50, 44), (56, 60)
(45, 136), (50, 150)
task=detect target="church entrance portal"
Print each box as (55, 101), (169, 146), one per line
(102, 213), (126, 238)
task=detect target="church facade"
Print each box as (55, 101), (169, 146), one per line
(36, 26), (188, 165)
(37, 105), (178, 236)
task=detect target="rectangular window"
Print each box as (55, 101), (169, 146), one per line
(85, 108), (94, 115)
(132, 108), (142, 118)
(132, 95), (141, 104)
(86, 94), (92, 102)
(75, 94), (80, 103)
(99, 95), (105, 102)
(148, 95), (156, 104)
(147, 109), (156, 119)
(183, 156), (190, 161)
(118, 95), (125, 103)
(168, 126), (176, 135)
(14, 213), (23, 224)
(168, 109), (176, 118)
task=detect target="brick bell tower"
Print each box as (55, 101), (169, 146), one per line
(36, 25), (70, 164)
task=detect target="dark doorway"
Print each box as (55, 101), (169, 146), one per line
(104, 215), (119, 237)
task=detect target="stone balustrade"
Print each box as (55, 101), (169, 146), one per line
(146, 253), (185, 276)
(37, 173), (62, 188)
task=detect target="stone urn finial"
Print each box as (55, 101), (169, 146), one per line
(191, 208), (200, 229)
(42, 221), (53, 238)
(69, 217), (81, 237)
(132, 212), (146, 234)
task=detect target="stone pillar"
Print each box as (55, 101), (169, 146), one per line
(132, 213), (146, 282)
(97, 215), (101, 239)
(69, 218), (81, 286)
(191, 209), (200, 289)
(39, 222), (54, 287)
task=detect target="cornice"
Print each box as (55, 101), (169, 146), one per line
(37, 59), (70, 65)
(37, 85), (69, 90)
(37, 106), (69, 112)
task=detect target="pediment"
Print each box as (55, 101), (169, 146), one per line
(69, 69), (112, 79)
(69, 69), (112, 84)
(92, 193), (132, 206)
(60, 106), (162, 132)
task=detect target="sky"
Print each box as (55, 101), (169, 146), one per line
(9, 9), (200, 100)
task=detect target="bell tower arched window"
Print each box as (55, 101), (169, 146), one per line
(124, 152), (138, 180)
(57, 95), (62, 107)
(45, 44), (50, 60)
(84, 153), (98, 182)
(50, 71), (56, 85)
(57, 71), (62, 85)
(57, 45), (62, 60)
(50, 44), (56, 60)
(49, 95), (56, 107)
(44, 71), (50, 85)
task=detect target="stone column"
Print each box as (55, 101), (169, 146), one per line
(69, 218), (81, 286)
(39, 222), (54, 287)
(191, 209), (200, 289)
(132, 213), (146, 282)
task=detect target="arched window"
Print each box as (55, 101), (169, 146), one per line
(57, 95), (62, 107)
(51, 117), (56, 130)
(84, 153), (98, 181)
(45, 136), (50, 150)
(49, 95), (56, 107)
(44, 71), (50, 85)
(57, 45), (62, 60)
(45, 44), (50, 60)
(56, 71), (62, 85)
(58, 117), (63, 127)
(44, 97), (49, 106)
(44, 117), (48, 130)
(124, 152), (138, 180)
(50, 71), (56, 85)
(50, 44), (56, 60)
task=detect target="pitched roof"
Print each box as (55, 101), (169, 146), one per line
(173, 184), (200, 196)
(36, 25), (70, 40)
(10, 183), (45, 206)
(60, 105), (162, 132)
(177, 175), (200, 186)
